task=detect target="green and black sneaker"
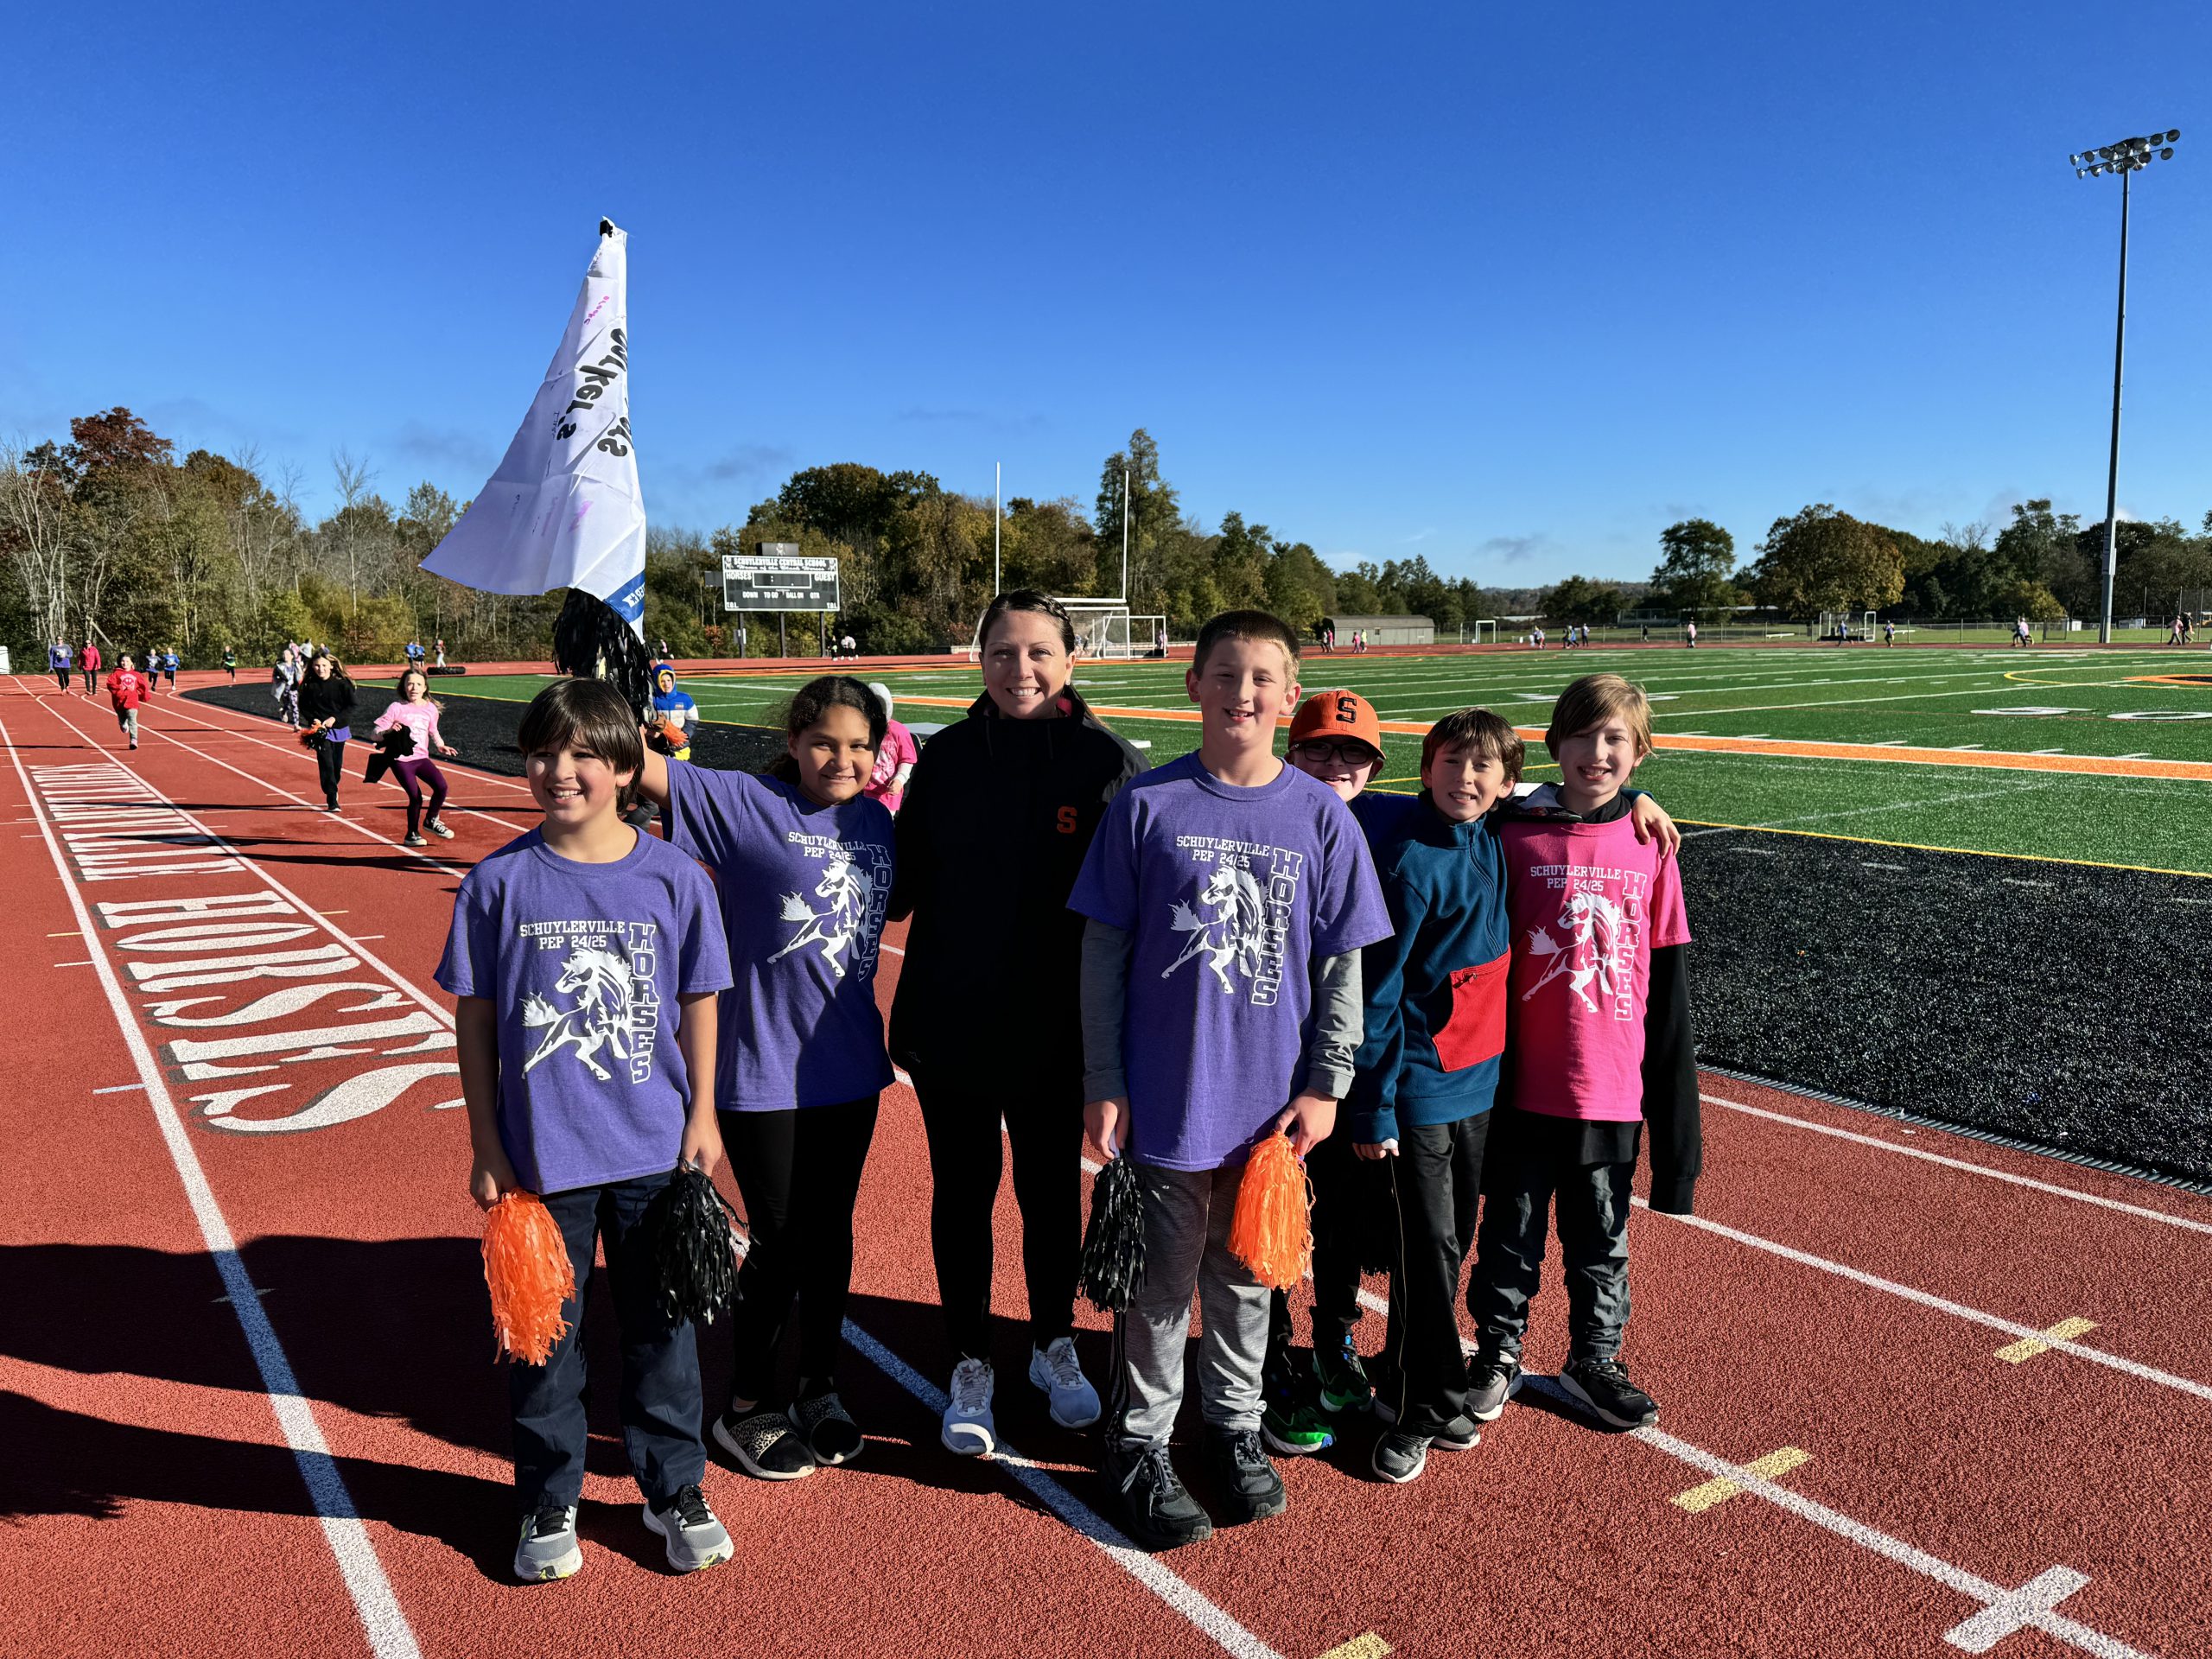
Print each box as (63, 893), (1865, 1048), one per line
(1260, 1381), (1335, 1456)
(1313, 1334), (1374, 1415)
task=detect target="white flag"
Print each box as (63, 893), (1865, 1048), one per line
(423, 221), (645, 635)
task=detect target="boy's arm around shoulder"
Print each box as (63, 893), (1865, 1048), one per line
(1642, 942), (1700, 1214)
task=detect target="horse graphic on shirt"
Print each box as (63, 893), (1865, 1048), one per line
(770, 851), (873, 978)
(1164, 862), (1267, 994)
(522, 938), (637, 1080)
(1522, 889), (1628, 1014)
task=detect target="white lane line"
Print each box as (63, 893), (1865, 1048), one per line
(0, 715), (423, 1659)
(1634, 1198), (2212, 1403)
(1702, 1093), (2212, 1235)
(841, 1320), (1286, 1659)
(92, 1083), (147, 1095)
(1530, 1377), (2154, 1659)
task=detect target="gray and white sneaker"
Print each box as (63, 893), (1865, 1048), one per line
(1029, 1336), (1102, 1429)
(714, 1407), (815, 1480)
(1466, 1351), (1521, 1423)
(513, 1502), (582, 1581)
(942, 1357), (996, 1457)
(643, 1483), (732, 1573)
(789, 1388), (864, 1465)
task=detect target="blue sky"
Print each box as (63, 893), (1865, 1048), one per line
(9, 1), (2210, 585)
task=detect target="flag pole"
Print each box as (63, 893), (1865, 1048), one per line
(994, 461), (1001, 595)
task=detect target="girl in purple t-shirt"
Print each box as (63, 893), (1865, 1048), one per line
(635, 675), (894, 1484)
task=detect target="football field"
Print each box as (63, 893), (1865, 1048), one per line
(460, 645), (2212, 874)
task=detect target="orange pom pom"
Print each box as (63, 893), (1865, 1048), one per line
(482, 1192), (576, 1364)
(1228, 1132), (1313, 1291)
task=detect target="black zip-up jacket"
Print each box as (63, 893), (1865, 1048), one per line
(888, 687), (1147, 1082)
(296, 672), (357, 731)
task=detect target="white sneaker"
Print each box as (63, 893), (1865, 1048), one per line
(941, 1357), (996, 1456)
(1028, 1336), (1102, 1429)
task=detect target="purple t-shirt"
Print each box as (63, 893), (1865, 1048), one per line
(663, 761), (897, 1110)
(435, 827), (733, 1195)
(1069, 753), (1391, 1170)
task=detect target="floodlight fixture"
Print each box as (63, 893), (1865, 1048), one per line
(2068, 125), (2182, 643)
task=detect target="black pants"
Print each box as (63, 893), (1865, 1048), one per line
(1264, 1128), (1376, 1379)
(510, 1172), (706, 1512)
(1376, 1111), (1491, 1434)
(721, 1095), (879, 1402)
(54, 666), (69, 690)
(315, 735), (345, 804)
(80, 667), (97, 692)
(913, 1074), (1080, 1360)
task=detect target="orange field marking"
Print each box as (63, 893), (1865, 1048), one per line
(888, 697), (2212, 781)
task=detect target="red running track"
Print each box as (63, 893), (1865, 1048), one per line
(1, 673), (2208, 1659)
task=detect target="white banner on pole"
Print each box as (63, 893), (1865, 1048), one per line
(423, 221), (645, 636)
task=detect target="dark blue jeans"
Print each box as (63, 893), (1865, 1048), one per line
(508, 1172), (705, 1513)
(1469, 1136), (1634, 1364)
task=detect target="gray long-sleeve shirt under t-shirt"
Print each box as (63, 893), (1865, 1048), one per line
(1079, 916), (1363, 1104)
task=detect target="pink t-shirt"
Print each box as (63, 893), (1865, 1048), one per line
(1500, 811), (1691, 1122)
(372, 699), (443, 754)
(866, 718), (919, 812)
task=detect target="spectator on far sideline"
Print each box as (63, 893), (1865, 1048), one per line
(79, 639), (102, 695)
(435, 638), (448, 668)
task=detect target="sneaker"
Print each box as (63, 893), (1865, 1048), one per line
(1367, 1357), (1402, 1425)
(1466, 1351), (1521, 1423)
(941, 1357), (996, 1457)
(1559, 1356), (1658, 1428)
(1028, 1336), (1102, 1429)
(1313, 1333), (1373, 1414)
(1259, 1394), (1335, 1457)
(713, 1406), (815, 1480)
(790, 1387), (864, 1465)
(642, 1484), (732, 1573)
(1104, 1440), (1213, 1550)
(423, 817), (455, 839)
(512, 1502), (582, 1581)
(1203, 1427), (1287, 1525)
(1371, 1430), (1431, 1484)
(402, 831), (427, 847)
(1432, 1413), (1481, 1452)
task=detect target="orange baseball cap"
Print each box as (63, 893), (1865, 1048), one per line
(1288, 689), (1384, 757)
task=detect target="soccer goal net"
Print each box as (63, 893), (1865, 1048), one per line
(969, 600), (1152, 660)
(1466, 620), (1497, 645)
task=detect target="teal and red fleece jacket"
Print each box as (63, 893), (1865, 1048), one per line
(1345, 792), (1512, 1145)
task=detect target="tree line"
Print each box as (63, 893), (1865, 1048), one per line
(9, 409), (2208, 669)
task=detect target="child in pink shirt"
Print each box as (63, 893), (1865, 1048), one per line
(372, 668), (460, 845)
(1465, 672), (1699, 1433)
(862, 682), (918, 814)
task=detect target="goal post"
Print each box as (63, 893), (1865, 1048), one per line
(969, 598), (1149, 661)
(1466, 619), (1497, 645)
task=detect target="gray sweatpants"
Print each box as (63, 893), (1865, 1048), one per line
(1111, 1161), (1271, 1450)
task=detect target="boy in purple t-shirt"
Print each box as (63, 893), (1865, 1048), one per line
(438, 680), (737, 1583)
(1072, 612), (1390, 1550)
(1466, 673), (1700, 1434)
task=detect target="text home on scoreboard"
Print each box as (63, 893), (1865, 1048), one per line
(722, 545), (842, 613)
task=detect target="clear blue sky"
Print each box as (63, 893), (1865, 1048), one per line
(9, 1), (2210, 586)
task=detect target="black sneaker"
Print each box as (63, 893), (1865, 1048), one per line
(1203, 1427), (1287, 1525)
(790, 1386), (864, 1465)
(1104, 1440), (1213, 1550)
(1559, 1356), (1658, 1428)
(1432, 1413), (1482, 1452)
(1370, 1430), (1431, 1484)
(713, 1406), (815, 1479)
(1465, 1350), (1521, 1423)
(1312, 1333), (1372, 1414)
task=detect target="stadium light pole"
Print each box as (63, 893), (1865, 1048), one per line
(2071, 128), (2180, 644)
(994, 461), (1001, 595)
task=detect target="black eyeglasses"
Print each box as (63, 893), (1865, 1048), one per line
(1290, 740), (1380, 766)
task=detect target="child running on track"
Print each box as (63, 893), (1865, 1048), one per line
(372, 667), (460, 845)
(106, 653), (150, 751)
(1465, 673), (1700, 1433)
(162, 648), (179, 688)
(439, 678), (735, 1583)
(1259, 689), (1413, 1456)
(634, 676), (895, 1483)
(223, 644), (237, 681)
(295, 652), (356, 812)
(1074, 611), (1391, 1548)
(861, 682), (917, 813)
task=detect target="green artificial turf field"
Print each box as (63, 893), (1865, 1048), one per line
(442, 645), (2212, 874)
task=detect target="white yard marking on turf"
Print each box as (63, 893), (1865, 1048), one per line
(1634, 1197), (2212, 1402)
(1508, 1375), (2155, 1659)
(840, 1321), (1287, 1659)
(0, 715), (424, 1659)
(1702, 1093), (2212, 1235)
(1679, 779), (2054, 839)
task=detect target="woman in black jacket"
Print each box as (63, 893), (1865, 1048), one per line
(296, 651), (358, 810)
(890, 592), (1146, 1457)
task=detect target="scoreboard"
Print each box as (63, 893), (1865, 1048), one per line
(721, 545), (841, 612)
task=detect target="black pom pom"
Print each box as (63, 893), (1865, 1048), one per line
(648, 1165), (747, 1327)
(1079, 1155), (1147, 1313)
(552, 588), (653, 721)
